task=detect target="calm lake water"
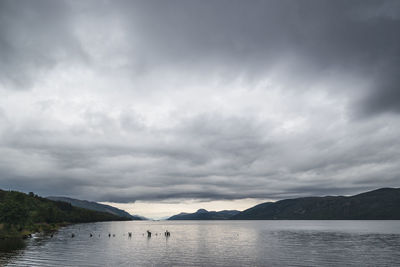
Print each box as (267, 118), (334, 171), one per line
(1, 220), (400, 266)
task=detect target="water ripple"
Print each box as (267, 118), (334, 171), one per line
(1, 220), (400, 266)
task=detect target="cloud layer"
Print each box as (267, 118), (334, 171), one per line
(0, 0), (399, 202)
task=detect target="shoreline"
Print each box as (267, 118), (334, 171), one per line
(0, 218), (134, 241)
(0, 222), (71, 240)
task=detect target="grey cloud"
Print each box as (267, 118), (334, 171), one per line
(358, 64), (400, 116)
(0, 0), (86, 90)
(2, 0), (399, 112)
(1, 106), (399, 202)
(0, 0), (399, 203)
(110, 0), (400, 116)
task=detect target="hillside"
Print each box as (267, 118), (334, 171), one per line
(232, 188), (400, 220)
(168, 209), (240, 220)
(47, 196), (142, 220)
(0, 189), (130, 238)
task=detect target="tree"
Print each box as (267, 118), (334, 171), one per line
(0, 199), (29, 227)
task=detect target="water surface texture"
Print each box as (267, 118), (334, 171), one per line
(1, 220), (400, 266)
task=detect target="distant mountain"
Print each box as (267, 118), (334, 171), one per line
(47, 196), (142, 220)
(132, 214), (149, 220)
(168, 209), (240, 220)
(232, 188), (400, 220)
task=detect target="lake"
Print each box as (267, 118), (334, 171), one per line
(1, 220), (400, 266)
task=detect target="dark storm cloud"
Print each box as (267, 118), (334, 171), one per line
(0, 0), (399, 203)
(111, 0), (400, 116)
(0, 0), (86, 90)
(1, 0), (399, 110)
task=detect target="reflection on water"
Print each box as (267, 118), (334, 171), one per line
(0, 238), (25, 252)
(1, 220), (399, 266)
(0, 238), (26, 264)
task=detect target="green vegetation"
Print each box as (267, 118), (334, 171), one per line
(0, 189), (129, 239)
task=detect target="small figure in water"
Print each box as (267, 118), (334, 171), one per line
(165, 230), (170, 237)
(108, 233), (111, 238)
(71, 233), (75, 238)
(90, 233), (93, 237)
(128, 232), (132, 238)
(147, 230), (152, 237)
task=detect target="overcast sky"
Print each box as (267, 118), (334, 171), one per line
(0, 0), (399, 218)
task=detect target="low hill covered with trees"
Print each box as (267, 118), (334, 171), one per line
(0, 189), (130, 238)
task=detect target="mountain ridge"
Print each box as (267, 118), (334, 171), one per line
(47, 196), (143, 220)
(168, 209), (240, 220)
(232, 187), (400, 220)
(167, 188), (400, 220)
